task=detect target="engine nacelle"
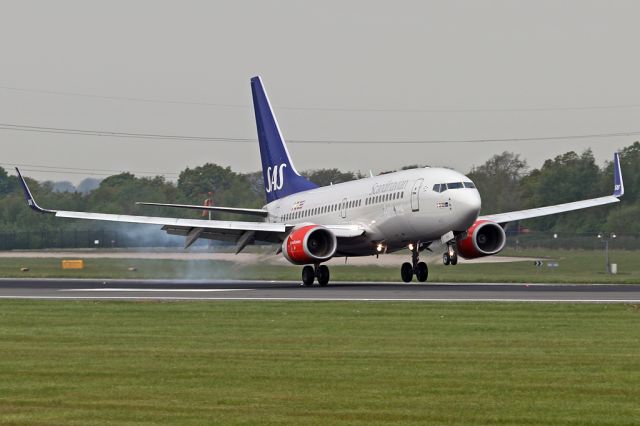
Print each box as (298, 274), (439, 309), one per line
(457, 220), (506, 259)
(282, 225), (337, 265)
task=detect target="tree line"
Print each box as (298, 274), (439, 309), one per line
(0, 142), (637, 235)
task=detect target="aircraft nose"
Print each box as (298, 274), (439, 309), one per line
(454, 189), (481, 226)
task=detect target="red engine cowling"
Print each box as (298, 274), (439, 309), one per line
(282, 225), (338, 265)
(457, 220), (507, 259)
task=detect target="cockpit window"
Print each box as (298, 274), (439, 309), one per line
(434, 182), (473, 192)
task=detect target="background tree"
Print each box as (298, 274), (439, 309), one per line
(302, 169), (358, 187)
(520, 150), (604, 232)
(0, 167), (18, 197)
(467, 152), (527, 215)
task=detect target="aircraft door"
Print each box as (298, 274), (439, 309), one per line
(411, 179), (423, 212)
(341, 198), (347, 218)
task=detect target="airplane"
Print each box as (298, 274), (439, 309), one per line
(16, 76), (625, 286)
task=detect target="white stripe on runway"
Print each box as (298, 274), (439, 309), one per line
(58, 288), (254, 292)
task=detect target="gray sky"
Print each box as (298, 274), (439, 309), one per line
(2, 0), (639, 184)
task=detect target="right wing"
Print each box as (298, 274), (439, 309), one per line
(479, 196), (620, 224)
(480, 152), (624, 225)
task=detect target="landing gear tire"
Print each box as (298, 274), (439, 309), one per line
(401, 262), (413, 283)
(416, 262), (428, 282)
(302, 265), (315, 286)
(316, 265), (330, 286)
(450, 253), (458, 265)
(443, 252), (450, 265)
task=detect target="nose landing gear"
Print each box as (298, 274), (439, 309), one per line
(400, 243), (428, 283)
(302, 264), (330, 286)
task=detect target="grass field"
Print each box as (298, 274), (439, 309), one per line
(1, 249), (639, 283)
(0, 301), (638, 425)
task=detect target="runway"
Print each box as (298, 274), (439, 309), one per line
(0, 279), (639, 302)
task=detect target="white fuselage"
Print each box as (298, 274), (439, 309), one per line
(265, 167), (482, 256)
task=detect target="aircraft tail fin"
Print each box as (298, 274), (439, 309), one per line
(250, 76), (318, 203)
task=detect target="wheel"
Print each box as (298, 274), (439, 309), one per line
(316, 264), (330, 286)
(416, 262), (428, 282)
(401, 262), (413, 283)
(450, 252), (458, 265)
(443, 252), (450, 265)
(302, 265), (315, 286)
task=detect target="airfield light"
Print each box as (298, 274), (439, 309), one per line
(597, 233), (617, 274)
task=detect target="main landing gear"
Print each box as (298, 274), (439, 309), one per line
(442, 242), (458, 266)
(302, 264), (330, 286)
(401, 243), (428, 283)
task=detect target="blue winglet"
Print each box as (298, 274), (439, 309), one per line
(15, 168), (55, 214)
(613, 152), (624, 197)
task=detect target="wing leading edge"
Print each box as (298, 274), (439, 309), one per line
(480, 153), (624, 225)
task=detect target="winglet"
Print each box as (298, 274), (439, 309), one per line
(15, 168), (55, 214)
(613, 152), (624, 197)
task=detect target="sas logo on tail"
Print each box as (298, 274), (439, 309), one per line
(265, 164), (287, 193)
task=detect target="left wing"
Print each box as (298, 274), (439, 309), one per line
(16, 168), (364, 250)
(480, 152), (624, 225)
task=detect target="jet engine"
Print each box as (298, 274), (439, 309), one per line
(457, 220), (506, 259)
(282, 225), (338, 265)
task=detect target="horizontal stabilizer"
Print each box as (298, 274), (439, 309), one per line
(136, 202), (268, 217)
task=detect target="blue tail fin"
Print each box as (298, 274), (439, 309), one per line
(613, 152), (624, 197)
(250, 76), (318, 203)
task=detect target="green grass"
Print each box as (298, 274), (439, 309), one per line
(0, 301), (639, 425)
(1, 249), (640, 283)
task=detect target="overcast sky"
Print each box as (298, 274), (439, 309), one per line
(2, 0), (639, 184)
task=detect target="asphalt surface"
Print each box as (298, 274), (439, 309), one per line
(0, 279), (639, 302)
